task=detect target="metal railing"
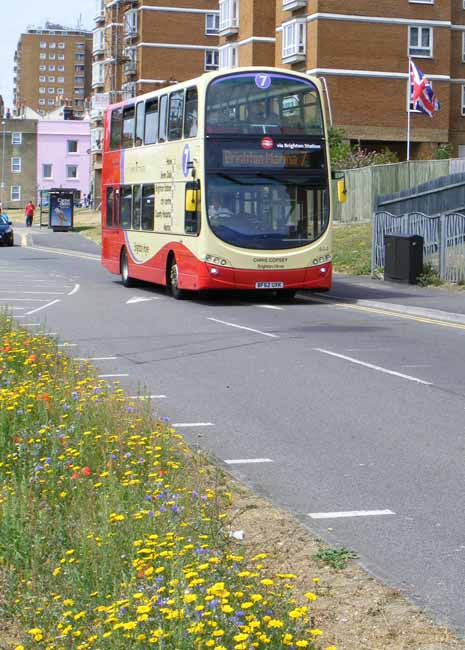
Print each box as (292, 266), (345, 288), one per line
(372, 211), (465, 283)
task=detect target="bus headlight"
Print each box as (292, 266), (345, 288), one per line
(205, 254), (230, 267)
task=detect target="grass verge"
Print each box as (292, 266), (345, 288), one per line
(332, 223), (372, 276)
(0, 314), (332, 650)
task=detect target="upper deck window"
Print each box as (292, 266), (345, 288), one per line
(206, 72), (323, 136)
(144, 98), (159, 145)
(110, 108), (123, 150)
(184, 87), (198, 138)
(122, 105), (135, 148)
(168, 91), (184, 141)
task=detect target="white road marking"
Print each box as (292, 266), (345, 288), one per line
(23, 323), (41, 326)
(173, 422), (214, 428)
(314, 348), (432, 386)
(23, 245), (100, 261)
(57, 343), (77, 347)
(98, 373), (129, 378)
(68, 283), (80, 296)
(129, 395), (167, 400)
(224, 458), (274, 465)
(126, 296), (161, 304)
(25, 299), (61, 316)
(253, 304), (284, 311)
(0, 290), (65, 295)
(0, 298), (49, 302)
(308, 509), (395, 519)
(208, 317), (279, 339)
(74, 357), (118, 361)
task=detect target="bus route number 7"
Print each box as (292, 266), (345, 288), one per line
(255, 74), (271, 90)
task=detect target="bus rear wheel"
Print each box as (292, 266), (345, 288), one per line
(168, 257), (186, 300)
(121, 248), (135, 288)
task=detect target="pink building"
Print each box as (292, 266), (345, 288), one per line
(37, 119), (91, 203)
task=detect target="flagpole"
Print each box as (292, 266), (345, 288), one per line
(407, 58), (412, 162)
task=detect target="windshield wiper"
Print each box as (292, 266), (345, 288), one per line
(217, 173), (249, 185)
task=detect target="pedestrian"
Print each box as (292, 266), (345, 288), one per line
(25, 200), (35, 227)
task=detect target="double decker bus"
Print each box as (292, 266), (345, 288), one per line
(101, 67), (336, 299)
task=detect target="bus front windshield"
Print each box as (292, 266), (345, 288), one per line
(207, 174), (329, 251)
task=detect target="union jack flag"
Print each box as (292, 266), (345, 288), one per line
(409, 60), (440, 117)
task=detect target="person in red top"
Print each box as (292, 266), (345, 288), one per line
(25, 201), (35, 227)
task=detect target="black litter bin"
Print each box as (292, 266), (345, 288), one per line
(384, 234), (423, 284)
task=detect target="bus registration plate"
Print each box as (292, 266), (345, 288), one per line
(256, 282), (284, 289)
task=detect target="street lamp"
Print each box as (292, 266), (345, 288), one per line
(1, 120), (6, 207)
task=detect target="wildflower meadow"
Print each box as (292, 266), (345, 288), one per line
(0, 314), (334, 650)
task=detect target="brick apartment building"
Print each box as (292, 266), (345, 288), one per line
(90, 0), (219, 205)
(13, 23), (92, 119)
(217, 1), (465, 159)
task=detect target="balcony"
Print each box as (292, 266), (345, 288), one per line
(282, 0), (307, 10)
(219, 0), (239, 36)
(92, 77), (105, 89)
(124, 60), (137, 76)
(124, 28), (138, 42)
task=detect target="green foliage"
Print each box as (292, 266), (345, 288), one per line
(433, 143), (453, 160)
(416, 264), (443, 287)
(329, 127), (399, 170)
(313, 547), (358, 571)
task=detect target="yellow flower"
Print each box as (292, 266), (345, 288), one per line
(296, 642), (309, 648)
(305, 591), (318, 601)
(310, 629), (323, 636)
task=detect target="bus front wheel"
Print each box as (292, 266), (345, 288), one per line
(168, 256), (186, 300)
(121, 248), (135, 288)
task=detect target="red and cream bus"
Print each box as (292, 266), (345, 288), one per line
(101, 67), (336, 299)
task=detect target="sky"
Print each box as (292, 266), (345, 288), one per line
(0, 0), (96, 112)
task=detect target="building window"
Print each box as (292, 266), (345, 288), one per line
(39, 99), (46, 106)
(58, 76), (65, 83)
(48, 88), (55, 94)
(49, 65), (56, 71)
(282, 19), (306, 62)
(66, 165), (78, 179)
(11, 157), (21, 173)
(75, 99), (84, 107)
(48, 76), (55, 82)
(76, 42), (85, 49)
(42, 164), (53, 178)
(206, 13), (219, 35)
(74, 88), (85, 96)
(462, 85), (465, 115)
(49, 53), (56, 60)
(57, 87), (64, 94)
(11, 186), (21, 202)
(40, 53), (47, 59)
(409, 0), (433, 3)
(92, 61), (104, 86)
(74, 76), (84, 84)
(205, 49), (219, 71)
(58, 42), (65, 48)
(39, 87), (46, 94)
(58, 65), (65, 71)
(67, 140), (78, 153)
(219, 0), (239, 33)
(76, 53), (85, 61)
(124, 10), (138, 35)
(48, 99), (55, 105)
(462, 33), (465, 62)
(93, 28), (105, 53)
(58, 53), (65, 60)
(49, 42), (56, 49)
(40, 41), (47, 48)
(39, 75), (46, 82)
(75, 65), (85, 72)
(219, 44), (238, 70)
(409, 26), (433, 57)
(39, 65), (46, 71)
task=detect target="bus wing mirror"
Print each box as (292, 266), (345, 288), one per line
(185, 188), (197, 213)
(185, 182), (201, 235)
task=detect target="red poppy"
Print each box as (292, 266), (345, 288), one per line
(81, 467), (91, 477)
(71, 472), (79, 480)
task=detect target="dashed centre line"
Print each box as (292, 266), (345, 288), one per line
(173, 422), (214, 428)
(208, 317), (278, 339)
(224, 458), (274, 465)
(308, 509), (395, 519)
(314, 348), (432, 386)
